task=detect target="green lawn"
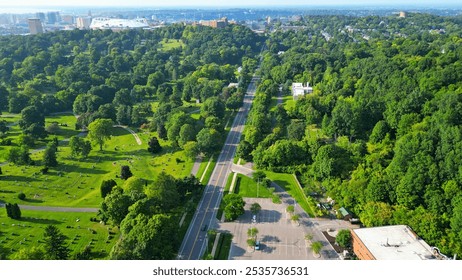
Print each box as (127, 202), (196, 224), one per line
(215, 232), (232, 260)
(199, 155), (217, 184)
(0, 210), (119, 260)
(159, 39), (185, 51)
(265, 171), (317, 216)
(235, 174), (272, 198)
(0, 126), (194, 207)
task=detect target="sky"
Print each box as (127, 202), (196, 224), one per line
(1, 0), (461, 8)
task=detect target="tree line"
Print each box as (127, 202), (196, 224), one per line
(239, 13), (462, 256)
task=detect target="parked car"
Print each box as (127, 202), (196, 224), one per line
(255, 241), (261, 250)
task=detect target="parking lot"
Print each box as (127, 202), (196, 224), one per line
(218, 198), (316, 260)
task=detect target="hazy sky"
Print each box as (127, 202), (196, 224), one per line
(1, 0), (461, 7)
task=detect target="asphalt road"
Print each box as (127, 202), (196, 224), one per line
(178, 76), (259, 260)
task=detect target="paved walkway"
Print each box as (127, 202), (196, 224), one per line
(190, 156), (203, 176)
(0, 203), (98, 213)
(113, 125), (142, 145)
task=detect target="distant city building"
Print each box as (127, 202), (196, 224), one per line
(76, 17), (92, 29)
(351, 225), (438, 260)
(36, 12), (46, 22)
(61, 15), (75, 24)
(47, 11), (60, 24)
(9, 14), (18, 24)
(399, 11), (407, 18)
(28, 18), (44, 34)
(197, 17), (229, 28)
(90, 17), (149, 30)
(292, 82), (313, 99)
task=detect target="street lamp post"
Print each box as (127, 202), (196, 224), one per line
(257, 178), (260, 198)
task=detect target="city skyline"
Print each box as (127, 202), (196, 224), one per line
(1, 0), (462, 8)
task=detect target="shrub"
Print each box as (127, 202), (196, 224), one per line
(17, 192), (26, 200)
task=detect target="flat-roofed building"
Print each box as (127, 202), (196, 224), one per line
(76, 17), (92, 29)
(28, 18), (44, 34)
(351, 225), (436, 260)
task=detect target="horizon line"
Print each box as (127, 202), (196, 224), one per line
(2, 3), (462, 8)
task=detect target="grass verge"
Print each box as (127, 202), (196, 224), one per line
(235, 174), (272, 198)
(265, 171), (317, 217)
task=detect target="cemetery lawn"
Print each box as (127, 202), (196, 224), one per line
(0, 126), (194, 207)
(0, 209), (120, 260)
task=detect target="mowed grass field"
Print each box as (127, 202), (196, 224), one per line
(0, 210), (119, 259)
(0, 114), (195, 207)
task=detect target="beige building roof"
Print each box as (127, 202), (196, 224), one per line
(352, 225), (435, 260)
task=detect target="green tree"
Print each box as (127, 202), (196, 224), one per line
(147, 136), (162, 154)
(110, 214), (177, 260)
(100, 187), (132, 226)
(311, 241), (323, 255)
(287, 119), (306, 141)
(252, 170), (266, 183)
(43, 142), (58, 167)
(247, 227), (259, 239)
(335, 229), (352, 248)
(5, 203), (21, 219)
(145, 172), (180, 212)
(369, 120), (389, 143)
(74, 245), (93, 260)
(359, 201), (393, 227)
(223, 193), (245, 221)
(100, 179), (117, 198)
(19, 105), (45, 132)
(183, 141), (199, 161)
(11, 246), (46, 260)
(122, 177), (145, 200)
(120, 165), (133, 180)
(196, 128), (222, 156)
(43, 225), (70, 260)
(250, 203), (262, 215)
(0, 120), (9, 135)
(178, 124), (196, 148)
(69, 136), (92, 158)
(200, 96), (225, 119)
(8, 145), (31, 165)
(450, 194), (462, 243)
(236, 140), (253, 162)
(87, 118), (113, 151)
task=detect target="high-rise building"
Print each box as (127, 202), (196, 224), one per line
(47, 11), (60, 24)
(36, 12), (46, 22)
(28, 18), (44, 34)
(61, 15), (75, 24)
(76, 17), (92, 29)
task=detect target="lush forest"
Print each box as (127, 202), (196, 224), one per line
(0, 23), (262, 259)
(1, 11), (462, 258)
(238, 13), (462, 256)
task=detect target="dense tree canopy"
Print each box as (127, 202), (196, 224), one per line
(240, 13), (462, 256)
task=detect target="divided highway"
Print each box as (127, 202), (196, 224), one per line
(178, 76), (259, 260)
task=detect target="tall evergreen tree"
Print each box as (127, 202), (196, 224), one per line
(43, 225), (69, 260)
